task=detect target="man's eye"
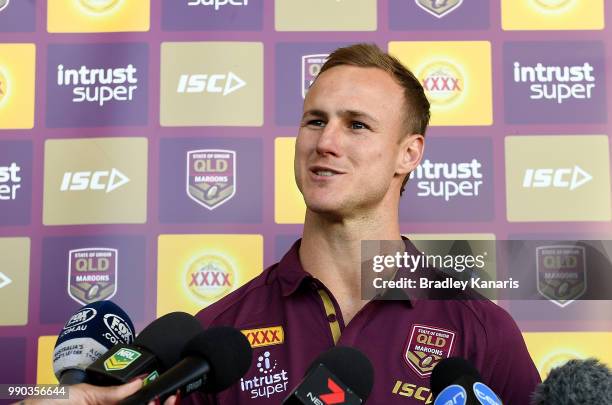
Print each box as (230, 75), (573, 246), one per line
(351, 121), (368, 130)
(308, 120), (325, 127)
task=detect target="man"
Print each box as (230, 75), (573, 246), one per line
(190, 43), (541, 404)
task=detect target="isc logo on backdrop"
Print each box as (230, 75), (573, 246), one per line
(505, 135), (610, 222)
(43, 138), (148, 225)
(160, 42), (263, 127)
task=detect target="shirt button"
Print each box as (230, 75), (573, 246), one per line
(327, 313), (337, 323)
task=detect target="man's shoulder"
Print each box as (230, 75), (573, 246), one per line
(195, 262), (283, 328)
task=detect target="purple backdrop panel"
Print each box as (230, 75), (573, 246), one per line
(162, 0), (262, 31)
(389, 0), (489, 30)
(275, 42), (351, 126)
(0, 338), (25, 384)
(400, 137), (494, 222)
(40, 235), (146, 325)
(45, 43), (149, 128)
(159, 137), (263, 223)
(0, 140), (32, 226)
(503, 41), (607, 124)
(0, 0), (35, 32)
(275, 234), (300, 262)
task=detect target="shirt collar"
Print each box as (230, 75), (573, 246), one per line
(276, 237), (416, 307)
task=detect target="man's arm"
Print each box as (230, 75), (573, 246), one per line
(14, 380), (177, 405)
(483, 308), (541, 404)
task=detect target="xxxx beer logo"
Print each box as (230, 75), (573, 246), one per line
(78, 0), (122, 13)
(404, 324), (456, 378)
(536, 245), (586, 308)
(241, 326), (284, 348)
(185, 254), (234, 302)
(419, 61), (464, 108)
(186, 149), (236, 210)
(0, 69), (8, 105)
(103, 348), (141, 371)
(532, 0), (573, 11)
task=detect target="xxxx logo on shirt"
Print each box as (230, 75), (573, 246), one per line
(241, 326), (284, 348)
(404, 324), (456, 377)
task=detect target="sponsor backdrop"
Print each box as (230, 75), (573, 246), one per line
(0, 0), (611, 393)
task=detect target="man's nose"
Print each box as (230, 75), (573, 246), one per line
(315, 121), (342, 156)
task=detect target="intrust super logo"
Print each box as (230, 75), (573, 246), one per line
(185, 254), (234, 302)
(401, 137), (493, 222)
(389, 41), (491, 126)
(505, 135), (610, 222)
(504, 42), (606, 124)
(56, 63), (138, 107)
(240, 350), (289, 399)
(187, 0), (249, 10)
(46, 43), (148, 128)
(410, 159), (483, 202)
(43, 138), (147, 225)
(160, 42), (262, 126)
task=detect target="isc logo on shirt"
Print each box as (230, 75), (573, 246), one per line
(389, 41), (492, 126)
(505, 135), (610, 222)
(241, 326), (284, 348)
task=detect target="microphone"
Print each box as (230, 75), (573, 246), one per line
(118, 326), (252, 405)
(431, 357), (502, 405)
(86, 311), (203, 386)
(53, 301), (135, 385)
(531, 358), (612, 405)
(283, 346), (374, 404)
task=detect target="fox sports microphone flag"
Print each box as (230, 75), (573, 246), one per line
(53, 300), (135, 385)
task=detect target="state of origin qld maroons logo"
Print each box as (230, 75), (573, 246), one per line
(404, 324), (456, 377)
(301, 54), (328, 99)
(68, 248), (118, 305)
(186, 149), (236, 210)
(536, 245), (586, 308)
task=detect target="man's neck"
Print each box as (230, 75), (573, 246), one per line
(298, 208), (402, 324)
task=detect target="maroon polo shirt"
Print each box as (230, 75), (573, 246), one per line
(186, 239), (540, 404)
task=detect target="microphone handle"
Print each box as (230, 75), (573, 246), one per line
(119, 357), (210, 405)
(59, 368), (88, 385)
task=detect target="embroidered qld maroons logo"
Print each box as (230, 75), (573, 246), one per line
(536, 245), (586, 308)
(186, 149), (236, 210)
(404, 324), (456, 378)
(68, 248), (118, 305)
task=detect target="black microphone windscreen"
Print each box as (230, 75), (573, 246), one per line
(306, 346), (374, 400)
(430, 357), (482, 397)
(183, 326), (252, 393)
(134, 312), (203, 369)
(531, 358), (612, 405)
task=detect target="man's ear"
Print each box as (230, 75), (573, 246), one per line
(396, 133), (425, 176)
